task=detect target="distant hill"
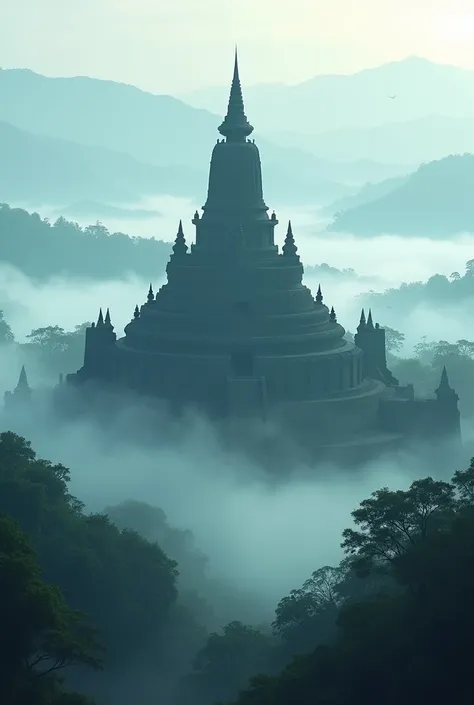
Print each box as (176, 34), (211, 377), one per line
(0, 68), (364, 207)
(0, 203), (171, 280)
(360, 262), (474, 324)
(0, 120), (203, 205)
(180, 57), (474, 134)
(273, 115), (474, 165)
(322, 174), (410, 216)
(327, 154), (474, 237)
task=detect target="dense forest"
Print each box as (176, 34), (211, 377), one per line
(0, 204), (171, 280)
(2, 427), (474, 704)
(360, 258), (474, 314)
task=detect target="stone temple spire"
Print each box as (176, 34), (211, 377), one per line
(315, 284), (323, 305)
(282, 221), (298, 257)
(357, 309), (366, 333)
(366, 309), (374, 329)
(17, 365), (29, 390)
(435, 366), (458, 402)
(218, 48), (254, 142)
(104, 308), (113, 327)
(172, 220), (188, 256)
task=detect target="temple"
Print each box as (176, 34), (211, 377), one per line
(56, 52), (460, 460)
(4, 366), (32, 410)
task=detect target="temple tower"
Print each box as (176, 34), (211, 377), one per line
(4, 365), (32, 409)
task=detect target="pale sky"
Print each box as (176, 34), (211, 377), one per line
(2, 0), (474, 92)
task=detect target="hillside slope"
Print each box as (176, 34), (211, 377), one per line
(0, 68), (355, 205)
(327, 154), (474, 237)
(181, 57), (474, 134)
(0, 120), (203, 205)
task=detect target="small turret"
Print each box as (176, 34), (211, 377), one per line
(354, 309), (398, 386)
(147, 284), (154, 303)
(4, 365), (32, 409)
(172, 220), (189, 256)
(81, 304), (117, 379)
(282, 221), (298, 257)
(329, 306), (337, 323)
(432, 366), (461, 443)
(315, 284), (323, 305)
(218, 48), (254, 142)
(133, 304), (140, 320)
(435, 366), (459, 403)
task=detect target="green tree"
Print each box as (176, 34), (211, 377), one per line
(26, 326), (68, 355)
(383, 326), (405, 354)
(0, 432), (179, 668)
(0, 514), (101, 704)
(0, 309), (14, 344)
(181, 621), (275, 705)
(272, 565), (346, 655)
(341, 477), (456, 576)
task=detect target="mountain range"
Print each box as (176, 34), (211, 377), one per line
(327, 154), (474, 237)
(0, 120), (203, 206)
(181, 57), (474, 133)
(0, 59), (472, 214)
(181, 57), (474, 165)
(0, 67), (396, 208)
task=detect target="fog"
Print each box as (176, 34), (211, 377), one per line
(1, 372), (440, 613)
(1, 202), (472, 612)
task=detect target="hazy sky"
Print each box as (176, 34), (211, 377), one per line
(2, 0), (474, 92)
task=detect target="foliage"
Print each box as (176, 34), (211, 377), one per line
(0, 432), (179, 671)
(383, 325), (405, 353)
(226, 461), (474, 705)
(0, 514), (101, 704)
(360, 257), (474, 315)
(0, 203), (171, 280)
(272, 565), (347, 656)
(181, 621), (276, 705)
(0, 308), (14, 344)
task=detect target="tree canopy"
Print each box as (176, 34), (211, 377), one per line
(224, 464), (474, 705)
(0, 514), (101, 704)
(0, 204), (171, 280)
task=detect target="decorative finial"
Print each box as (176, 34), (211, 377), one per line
(329, 306), (337, 323)
(218, 48), (254, 141)
(134, 304), (140, 319)
(271, 211), (276, 221)
(97, 308), (104, 326)
(366, 309), (374, 329)
(172, 219), (189, 256)
(316, 284), (323, 304)
(282, 221), (298, 257)
(147, 284), (154, 303)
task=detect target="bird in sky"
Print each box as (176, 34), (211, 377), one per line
(388, 95), (397, 99)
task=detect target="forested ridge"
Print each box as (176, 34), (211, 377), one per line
(2, 425), (474, 704)
(0, 203), (171, 280)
